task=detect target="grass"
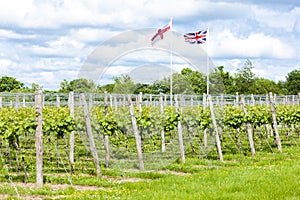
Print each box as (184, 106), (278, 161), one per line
(0, 146), (299, 199)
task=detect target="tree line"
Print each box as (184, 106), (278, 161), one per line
(1, 60), (299, 95)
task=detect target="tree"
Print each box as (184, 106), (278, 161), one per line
(214, 66), (235, 94)
(250, 78), (282, 94)
(58, 78), (96, 93)
(59, 79), (70, 93)
(233, 59), (256, 94)
(285, 69), (300, 94)
(97, 83), (115, 93)
(277, 81), (289, 95)
(30, 83), (43, 92)
(180, 68), (206, 94)
(0, 76), (24, 92)
(113, 74), (136, 94)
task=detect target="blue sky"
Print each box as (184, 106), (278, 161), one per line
(0, 0), (299, 90)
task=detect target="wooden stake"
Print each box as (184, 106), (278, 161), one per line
(269, 92), (282, 152)
(80, 94), (101, 176)
(35, 90), (43, 187)
(128, 95), (144, 170)
(68, 92), (75, 166)
(208, 95), (223, 162)
(104, 135), (110, 167)
(174, 95), (185, 163)
(56, 95), (60, 107)
(159, 93), (166, 152)
(241, 95), (256, 156)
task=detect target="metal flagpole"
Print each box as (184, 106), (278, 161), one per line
(170, 17), (173, 106)
(206, 27), (209, 95)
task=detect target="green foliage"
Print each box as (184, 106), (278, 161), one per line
(276, 104), (300, 125)
(0, 76), (25, 92)
(251, 78), (282, 94)
(247, 105), (272, 127)
(285, 69), (300, 95)
(43, 107), (76, 138)
(0, 107), (37, 148)
(224, 105), (245, 129)
(113, 74), (136, 94)
(163, 106), (180, 132)
(233, 59), (256, 94)
(59, 78), (96, 93)
(136, 106), (153, 129)
(93, 106), (121, 137)
(198, 106), (211, 130)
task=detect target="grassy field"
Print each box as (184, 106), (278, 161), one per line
(0, 146), (299, 200)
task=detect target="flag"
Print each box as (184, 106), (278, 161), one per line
(184, 29), (207, 44)
(151, 19), (172, 45)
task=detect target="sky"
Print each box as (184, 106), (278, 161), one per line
(0, 0), (299, 90)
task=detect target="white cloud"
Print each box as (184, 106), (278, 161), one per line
(253, 6), (300, 31)
(0, 0), (250, 29)
(0, 0), (299, 90)
(22, 36), (87, 57)
(70, 28), (121, 43)
(0, 29), (37, 39)
(211, 30), (296, 59)
(294, 17), (300, 33)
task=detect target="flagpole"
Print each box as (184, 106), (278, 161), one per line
(206, 27), (209, 95)
(170, 17), (173, 106)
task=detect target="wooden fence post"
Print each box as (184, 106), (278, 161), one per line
(251, 94), (255, 106)
(109, 94), (113, 107)
(104, 135), (110, 167)
(22, 95), (26, 107)
(89, 94), (93, 108)
(128, 95), (144, 170)
(208, 95), (223, 162)
(35, 90), (43, 187)
(241, 95), (256, 156)
(56, 95), (60, 107)
(114, 95), (117, 110)
(15, 94), (19, 111)
(269, 92), (282, 152)
(68, 92), (75, 167)
(80, 94), (101, 176)
(104, 92), (110, 167)
(138, 92), (143, 115)
(235, 92), (239, 108)
(159, 93), (166, 152)
(174, 95), (185, 163)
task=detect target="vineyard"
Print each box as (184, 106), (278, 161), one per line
(0, 92), (300, 199)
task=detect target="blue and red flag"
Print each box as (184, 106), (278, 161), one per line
(184, 29), (207, 44)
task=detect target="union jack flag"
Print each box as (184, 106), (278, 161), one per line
(184, 29), (207, 44)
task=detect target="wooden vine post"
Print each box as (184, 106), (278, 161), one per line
(15, 94), (19, 111)
(68, 92), (75, 167)
(174, 95), (185, 163)
(80, 93), (101, 176)
(208, 95), (223, 162)
(128, 95), (144, 170)
(269, 92), (282, 152)
(241, 95), (256, 156)
(104, 92), (110, 167)
(159, 93), (166, 152)
(138, 92), (143, 115)
(35, 90), (43, 187)
(56, 95), (60, 107)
